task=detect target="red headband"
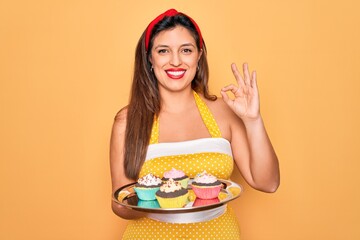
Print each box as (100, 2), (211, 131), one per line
(145, 9), (203, 51)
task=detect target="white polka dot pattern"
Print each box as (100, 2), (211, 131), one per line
(123, 91), (241, 239)
(193, 91), (222, 138)
(122, 206), (241, 239)
(149, 115), (159, 145)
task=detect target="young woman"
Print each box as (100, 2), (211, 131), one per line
(110, 9), (280, 239)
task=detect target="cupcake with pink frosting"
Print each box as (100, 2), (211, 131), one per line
(191, 171), (222, 199)
(162, 168), (189, 189)
(134, 173), (162, 200)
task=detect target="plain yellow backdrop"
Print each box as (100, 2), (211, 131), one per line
(1, 0), (359, 239)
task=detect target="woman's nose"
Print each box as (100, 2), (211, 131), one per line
(169, 53), (182, 66)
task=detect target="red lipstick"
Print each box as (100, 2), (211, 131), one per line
(165, 68), (186, 79)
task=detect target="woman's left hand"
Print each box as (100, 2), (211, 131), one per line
(221, 63), (260, 122)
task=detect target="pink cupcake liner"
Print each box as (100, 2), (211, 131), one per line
(191, 185), (222, 199)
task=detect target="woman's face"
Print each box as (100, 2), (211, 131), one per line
(150, 26), (202, 93)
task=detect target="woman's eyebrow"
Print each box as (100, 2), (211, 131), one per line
(181, 43), (195, 47)
(154, 44), (169, 49)
(154, 43), (196, 49)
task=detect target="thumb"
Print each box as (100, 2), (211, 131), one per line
(220, 90), (232, 106)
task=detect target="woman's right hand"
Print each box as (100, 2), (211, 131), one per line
(111, 200), (147, 219)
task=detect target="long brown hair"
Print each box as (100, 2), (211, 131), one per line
(124, 13), (216, 179)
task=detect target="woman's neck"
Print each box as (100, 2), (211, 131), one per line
(159, 88), (195, 114)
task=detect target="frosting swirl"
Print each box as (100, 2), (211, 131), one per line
(137, 173), (162, 186)
(163, 168), (186, 179)
(159, 178), (182, 193)
(194, 171), (218, 184)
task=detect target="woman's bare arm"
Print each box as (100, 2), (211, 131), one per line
(110, 108), (147, 219)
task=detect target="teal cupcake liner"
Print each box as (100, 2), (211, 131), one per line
(134, 187), (160, 200)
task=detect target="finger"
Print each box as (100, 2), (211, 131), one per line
(221, 84), (240, 96)
(222, 84), (238, 90)
(251, 71), (257, 88)
(220, 90), (231, 105)
(243, 63), (251, 86)
(231, 63), (245, 87)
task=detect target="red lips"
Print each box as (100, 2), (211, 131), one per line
(165, 68), (186, 79)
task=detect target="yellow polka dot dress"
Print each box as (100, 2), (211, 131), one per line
(122, 91), (241, 240)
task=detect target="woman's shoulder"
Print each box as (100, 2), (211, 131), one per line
(115, 105), (128, 119)
(200, 93), (240, 140)
(113, 106), (128, 131)
(201, 93), (235, 118)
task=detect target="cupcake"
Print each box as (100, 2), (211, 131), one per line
(191, 171), (222, 199)
(162, 168), (189, 189)
(155, 178), (189, 209)
(133, 173), (162, 200)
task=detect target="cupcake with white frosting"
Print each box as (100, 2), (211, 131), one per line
(134, 173), (162, 200)
(191, 171), (222, 199)
(155, 178), (189, 208)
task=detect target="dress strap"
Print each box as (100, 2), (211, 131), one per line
(193, 91), (222, 138)
(149, 115), (159, 144)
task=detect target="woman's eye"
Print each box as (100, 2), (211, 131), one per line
(158, 49), (168, 54)
(182, 48), (192, 54)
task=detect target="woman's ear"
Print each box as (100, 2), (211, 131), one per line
(148, 54), (153, 65)
(198, 48), (203, 61)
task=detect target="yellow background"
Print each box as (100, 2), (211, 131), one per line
(1, 0), (359, 239)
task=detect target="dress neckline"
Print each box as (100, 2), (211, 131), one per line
(149, 91), (222, 144)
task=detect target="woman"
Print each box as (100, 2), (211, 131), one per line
(110, 9), (280, 239)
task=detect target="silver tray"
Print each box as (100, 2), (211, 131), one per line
(113, 179), (242, 214)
